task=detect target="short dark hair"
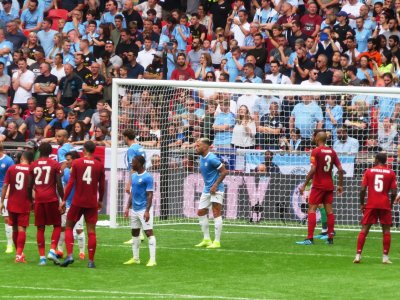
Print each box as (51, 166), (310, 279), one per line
(65, 151), (80, 160)
(39, 142), (53, 157)
(114, 14), (124, 21)
(21, 151), (34, 164)
(375, 152), (387, 164)
(133, 155), (146, 167)
(83, 141), (96, 153)
(123, 128), (136, 140)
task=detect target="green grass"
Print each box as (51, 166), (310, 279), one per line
(0, 223), (399, 299)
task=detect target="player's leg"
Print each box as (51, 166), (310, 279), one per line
(315, 204), (328, 239)
(15, 225), (27, 263)
(124, 210), (142, 265)
(207, 196), (223, 249)
(57, 210), (67, 258)
(47, 202), (62, 265)
(296, 190), (318, 245)
(381, 209), (393, 264)
(142, 207), (156, 266)
(84, 207), (99, 268)
(324, 196), (334, 244)
(195, 194), (211, 247)
(60, 205), (80, 267)
(3, 199), (14, 253)
(75, 214), (86, 260)
(37, 225), (46, 265)
(354, 224), (371, 263)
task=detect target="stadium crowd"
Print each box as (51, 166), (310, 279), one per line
(0, 0), (400, 153)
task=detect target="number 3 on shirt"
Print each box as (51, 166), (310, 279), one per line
(83, 166), (92, 185)
(374, 174), (383, 192)
(323, 155), (331, 172)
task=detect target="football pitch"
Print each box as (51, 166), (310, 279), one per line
(0, 223), (399, 300)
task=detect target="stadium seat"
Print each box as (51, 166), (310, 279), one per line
(48, 9), (69, 30)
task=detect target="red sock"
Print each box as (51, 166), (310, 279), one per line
(12, 231), (18, 248)
(307, 212), (316, 239)
(327, 213), (335, 239)
(383, 232), (391, 255)
(37, 227), (45, 256)
(16, 231), (26, 256)
(50, 226), (62, 250)
(88, 232), (96, 261)
(65, 228), (74, 256)
(356, 231), (367, 254)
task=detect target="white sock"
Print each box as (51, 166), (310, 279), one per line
(148, 235), (156, 262)
(77, 232), (85, 254)
(5, 224), (12, 246)
(132, 236), (141, 260)
(199, 215), (210, 240)
(214, 216), (223, 243)
(58, 232), (65, 252)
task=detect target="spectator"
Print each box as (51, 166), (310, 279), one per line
(311, 28), (341, 62)
(20, 0), (43, 33)
(372, 50), (393, 79)
(43, 96), (57, 123)
(280, 128), (308, 151)
(257, 101), (283, 150)
(212, 98), (235, 148)
(91, 125), (111, 147)
(265, 60), (291, 84)
(245, 55), (264, 79)
(46, 34), (63, 65)
(20, 106), (46, 139)
(69, 120), (90, 145)
(300, 2), (322, 38)
(4, 104), (24, 129)
(0, 1), (19, 30)
(187, 37), (206, 72)
(224, 46), (244, 82)
(137, 36), (156, 70)
(246, 33), (268, 70)
(209, 0), (231, 32)
(78, 39), (95, 67)
(172, 14), (190, 51)
(333, 127), (360, 154)
(104, 40), (123, 68)
(0, 62), (10, 108)
(57, 63), (83, 108)
(344, 99), (369, 147)
(0, 121), (25, 142)
(22, 97), (37, 120)
(116, 29), (139, 64)
(171, 52), (195, 80)
(74, 53), (92, 84)
(316, 54), (333, 85)
(288, 21), (308, 50)
(102, 0), (126, 28)
(123, 0), (143, 30)
(126, 50), (144, 79)
(355, 17), (370, 53)
(44, 108), (68, 137)
(144, 52), (164, 80)
(357, 38), (382, 67)
(12, 58), (34, 109)
(225, 8), (250, 47)
(345, 65), (361, 86)
(332, 69), (345, 85)
(324, 95), (343, 142)
(291, 47), (313, 84)
(4, 21), (26, 51)
(82, 62), (105, 109)
(61, 40), (75, 67)
(190, 13), (207, 41)
(203, 100), (216, 142)
(254, 0), (278, 31)
(376, 117), (398, 151)
(33, 62), (58, 107)
(276, 1), (299, 41)
(231, 105), (256, 149)
(300, 68), (322, 86)
(134, 0), (162, 19)
(269, 34), (292, 76)
(92, 24), (110, 59)
(357, 55), (374, 85)
(260, 150), (280, 174)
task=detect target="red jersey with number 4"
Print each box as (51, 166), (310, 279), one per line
(4, 164), (31, 213)
(310, 146), (341, 191)
(30, 158), (61, 203)
(362, 166), (397, 211)
(64, 157), (105, 208)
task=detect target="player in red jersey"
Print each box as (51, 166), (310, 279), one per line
(0, 151), (34, 263)
(354, 152), (397, 264)
(60, 141), (105, 268)
(296, 131), (344, 245)
(28, 142), (64, 266)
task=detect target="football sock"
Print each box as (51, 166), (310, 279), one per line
(307, 212), (316, 239)
(37, 227), (46, 256)
(199, 215), (210, 240)
(77, 232), (86, 254)
(16, 231), (26, 256)
(50, 226), (62, 250)
(65, 228), (74, 256)
(383, 232), (391, 255)
(5, 224), (13, 246)
(132, 236), (141, 260)
(327, 213), (335, 239)
(148, 235), (156, 262)
(88, 232), (96, 261)
(356, 231), (366, 254)
(58, 232), (65, 252)
(12, 231), (18, 248)
(319, 208), (327, 232)
(214, 216), (223, 243)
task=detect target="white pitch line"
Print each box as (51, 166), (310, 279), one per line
(0, 285), (268, 300)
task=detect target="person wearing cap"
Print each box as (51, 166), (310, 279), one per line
(341, 0), (363, 28)
(333, 11), (355, 47)
(104, 39), (123, 68)
(115, 29), (139, 64)
(0, 0), (19, 29)
(20, 0), (43, 33)
(82, 62), (105, 109)
(144, 52), (163, 80)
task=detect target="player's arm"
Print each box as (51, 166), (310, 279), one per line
(62, 165), (76, 210)
(124, 193), (132, 218)
(390, 187), (397, 209)
(56, 173), (64, 201)
(299, 165), (316, 195)
(0, 183), (9, 213)
(144, 191), (153, 222)
(334, 154), (344, 195)
(210, 164), (228, 194)
(359, 186), (367, 212)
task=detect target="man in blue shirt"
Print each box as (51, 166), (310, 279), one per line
(290, 96), (323, 140)
(195, 138), (228, 249)
(0, 0), (19, 29)
(123, 155), (156, 267)
(333, 127), (359, 154)
(55, 129), (74, 166)
(0, 28), (12, 66)
(213, 98), (235, 148)
(0, 143), (15, 254)
(20, 0), (43, 32)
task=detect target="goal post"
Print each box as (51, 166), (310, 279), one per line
(110, 79), (400, 230)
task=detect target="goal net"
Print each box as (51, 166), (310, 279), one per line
(109, 79), (400, 230)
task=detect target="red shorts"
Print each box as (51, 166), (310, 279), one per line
(34, 201), (61, 226)
(67, 204), (98, 225)
(8, 212), (30, 227)
(309, 188), (333, 205)
(362, 208), (392, 225)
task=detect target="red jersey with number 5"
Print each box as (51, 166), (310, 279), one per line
(30, 158), (61, 203)
(362, 166), (397, 210)
(64, 157), (105, 208)
(4, 164), (31, 213)
(310, 146), (341, 191)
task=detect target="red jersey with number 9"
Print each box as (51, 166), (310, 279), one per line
(30, 158), (61, 203)
(362, 166), (397, 211)
(64, 157), (105, 208)
(4, 164), (31, 213)
(310, 146), (341, 191)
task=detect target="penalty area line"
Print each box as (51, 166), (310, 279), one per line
(0, 285), (267, 300)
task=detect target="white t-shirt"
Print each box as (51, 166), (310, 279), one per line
(265, 73), (292, 85)
(230, 22), (250, 47)
(51, 66), (65, 95)
(231, 121), (256, 147)
(0, 74), (10, 107)
(300, 80), (322, 86)
(236, 94), (260, 114)
(12, 70), (34, 104)
(137, 48), (156, 70)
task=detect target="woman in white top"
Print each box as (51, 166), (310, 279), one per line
(231, 105), (256, 149)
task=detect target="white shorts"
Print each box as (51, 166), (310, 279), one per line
(62, 208), (84, 230)
(2, 198), (8, 217)
(198, 193), (224, 210)
(130, 208), (153, 231)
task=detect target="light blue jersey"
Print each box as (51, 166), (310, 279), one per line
(57, 143), (75, 163)
(199, 152), (224, 194)
(131, 171), (154, 211)
(126, 143), (146, 170)
(62, 167), (75, 208)
(291, 101), (323, 139)
(0, 154), (14, 190)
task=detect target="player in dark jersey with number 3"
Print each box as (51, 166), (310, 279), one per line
(296, 131), (344, 245)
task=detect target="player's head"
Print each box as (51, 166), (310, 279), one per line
(375, 152), (387, 165)
(65, 151), (80, 168)
(312, 129), (325, 145)
(20, 151), (34, 164)
(39, 142), (53, 157)
(55, 129), (69, 146)
(314, 131), (327, 145)
(122, 128), (137, 144)
(195, 138), (211, 155)
(131, 155), (146, 172)
(83, 141), (96, 154)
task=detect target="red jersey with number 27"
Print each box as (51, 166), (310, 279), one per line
(362, 166), (397, 211)
(30, 158), (61, 203)
(310, 146), (341, 191)
(64, 157), (105, 208)
(4, 164), (31, 213)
